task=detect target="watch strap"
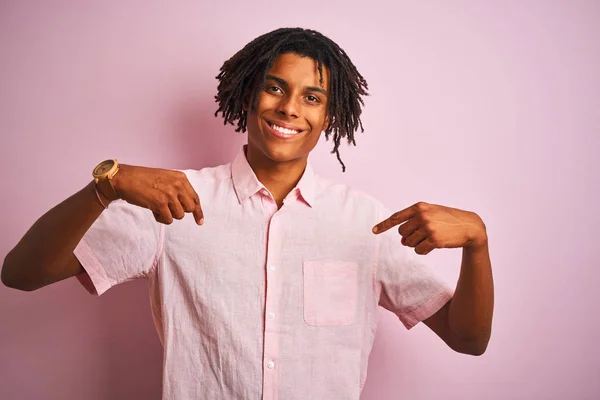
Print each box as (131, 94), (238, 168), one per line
(96, 175), (119, 202)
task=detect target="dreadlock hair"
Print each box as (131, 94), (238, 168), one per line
(214, 27), (369, 172)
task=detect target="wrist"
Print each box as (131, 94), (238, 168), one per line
(110, 163), (126, 198)
(96, 182), (115, 203)
(466, 234), (488, 251)
(466, 213), (488, 250)
(96, 177), (119, 202)
(88, 180), (113, 209)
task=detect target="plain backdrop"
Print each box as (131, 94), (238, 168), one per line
(1, 1), (599, 399)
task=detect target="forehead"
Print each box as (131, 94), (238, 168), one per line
(267, 53), (329, 89)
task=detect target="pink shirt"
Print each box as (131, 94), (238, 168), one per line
(74, 147), (453, 400)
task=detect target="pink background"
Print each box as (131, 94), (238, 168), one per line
(1, 1), (599, 399)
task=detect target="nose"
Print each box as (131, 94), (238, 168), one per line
(276, 95), (299, 118)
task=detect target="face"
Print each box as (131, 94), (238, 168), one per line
(245, 52), (330, 167)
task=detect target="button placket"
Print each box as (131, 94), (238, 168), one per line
(262, 212), (282, 399)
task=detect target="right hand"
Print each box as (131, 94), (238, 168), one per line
(105, 164), (204, 225)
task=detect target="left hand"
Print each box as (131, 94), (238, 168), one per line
(372, 202), (487, 255)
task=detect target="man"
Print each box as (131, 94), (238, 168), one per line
(2, 28), (494, 399)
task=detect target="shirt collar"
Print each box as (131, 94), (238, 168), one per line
(231, 146), (316, 207)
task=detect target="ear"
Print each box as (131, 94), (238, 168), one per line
(322, 115), (330, 131)
(242, 90), (253, 112)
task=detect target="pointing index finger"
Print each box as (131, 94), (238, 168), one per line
(182, 178), (204, 226)
(190, 193), (204, 225)
(372, 206), (415, 234)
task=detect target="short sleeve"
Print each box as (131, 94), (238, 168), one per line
(376, 205), (454, 330)
(73, 200), (164, 295)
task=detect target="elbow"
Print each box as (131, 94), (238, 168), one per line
(1, 252), (16, 288)
(1, 252), (37, 292)
(460, 341), (488, 356)
(454, 333), (491, 356)
(2, 274), (38, 292)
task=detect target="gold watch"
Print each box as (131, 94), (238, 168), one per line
(92, 159), (120, 201)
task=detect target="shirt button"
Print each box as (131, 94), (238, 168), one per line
(268, 312), (275, 320)
(267, 361), (275, 369)
(269, 264), (276, 271)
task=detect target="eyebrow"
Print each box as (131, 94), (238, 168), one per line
(265, 74), (329, 97)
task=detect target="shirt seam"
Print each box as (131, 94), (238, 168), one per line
(372, 212), (381, 306)
(146, 218), (165, 277)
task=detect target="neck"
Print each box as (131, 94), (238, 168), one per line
(245, 147), (307, 207)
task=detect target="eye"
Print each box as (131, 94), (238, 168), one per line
(265, 85), (282, 94)
(306, 95), (320, 103)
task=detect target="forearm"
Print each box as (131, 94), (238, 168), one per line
(448, 236), (494, 351)
(1, 181), (108, 290)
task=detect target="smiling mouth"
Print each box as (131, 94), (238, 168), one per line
(267, 121), (303, 136)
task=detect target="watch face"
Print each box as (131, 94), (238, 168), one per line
(94, 160), (114, 176)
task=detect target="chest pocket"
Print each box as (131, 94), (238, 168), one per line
(302, 261), (358, 326)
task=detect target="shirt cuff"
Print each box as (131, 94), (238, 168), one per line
(400, 288), (454, 330)
(73, 238), (112, 296)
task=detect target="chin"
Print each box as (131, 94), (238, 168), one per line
(261, 143), (305, 163)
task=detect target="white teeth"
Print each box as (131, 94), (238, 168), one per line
(271, 123), (300, 135)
